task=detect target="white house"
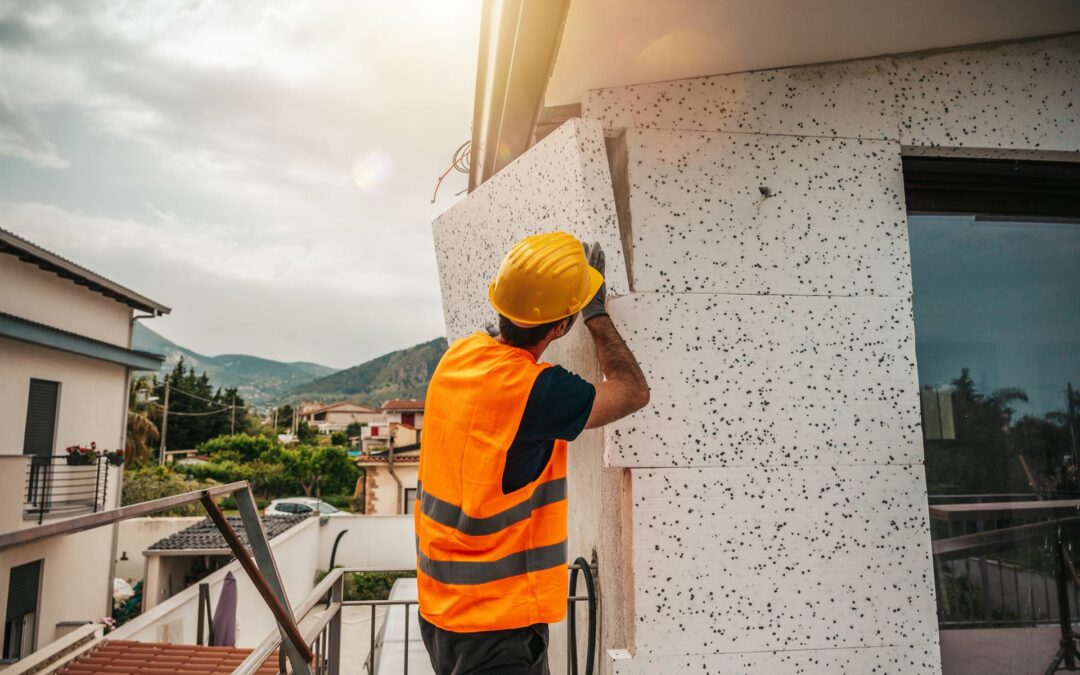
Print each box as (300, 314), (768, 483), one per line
(296, 401), (382, 434)
(0, 227), (168, 663)
(432, 4), (1080, 674)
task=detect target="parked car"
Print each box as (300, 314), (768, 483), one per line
(366, 578), (432, 675)
(264, 497), (344, 517)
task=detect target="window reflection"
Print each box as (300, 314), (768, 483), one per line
(911, 215), (1080, 675)
(911, 216), (1080, 497)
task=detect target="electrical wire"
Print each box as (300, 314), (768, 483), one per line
(168, 383), (229, 405)
(148, 402), (232, 417)
(431, 140), (471, 203)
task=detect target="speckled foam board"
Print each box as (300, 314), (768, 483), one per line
(628, 464), (939, 658)
(609, 644), (942, 675)
(894, 35), (1080, 153)
(432, 117), (626, 342)
(622, 128), (912, 296)
(584, 34), (1079, 156)
(583, 57), (899, 140)
(605, 293), (922, 468)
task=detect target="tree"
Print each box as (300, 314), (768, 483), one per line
(126, 376), (160, 467)
(199, 433), (279, 462)
(296, 420), (317, 444)
(151, 358), (249, 450)
(281, 445), (356, 497)
(273, 404), (295, 432)
(345, 422), (364, 438)
(121, 467), (214, 516)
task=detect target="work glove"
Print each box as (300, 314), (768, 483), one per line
(581, 241), (607, 323)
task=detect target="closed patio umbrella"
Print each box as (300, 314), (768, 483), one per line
(212, 571), (238, 647)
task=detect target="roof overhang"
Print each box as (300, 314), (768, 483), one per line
(468, 0), (1080, 188)
(0, 227), (171, 315)
(0, 312), (165, 371)
(468, 0), (571, 190)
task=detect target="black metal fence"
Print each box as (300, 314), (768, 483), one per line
(23, 455), (110, 524)
(930, 493), (1080, 628)
(236, 567), (597, 675)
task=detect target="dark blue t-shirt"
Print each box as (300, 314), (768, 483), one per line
(501, 365), (596, 494)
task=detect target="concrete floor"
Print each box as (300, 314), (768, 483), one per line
(941, 626), (1071, 675)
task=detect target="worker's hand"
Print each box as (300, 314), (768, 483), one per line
(581, 242), (607, 323)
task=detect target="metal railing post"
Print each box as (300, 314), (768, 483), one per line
(328, 575), (343, 675)
(199, 490), (313, 673)
(232, 487), (313, 675)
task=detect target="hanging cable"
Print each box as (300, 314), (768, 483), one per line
(168, 383), (229, 405)
(431, 140), (471, 203)
(148, 402), (231, 417)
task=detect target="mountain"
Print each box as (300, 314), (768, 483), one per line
(132, 324), (337, 407)
(282, 337), (448, 407)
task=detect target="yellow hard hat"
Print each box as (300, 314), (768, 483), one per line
(488, 232), (604, 326)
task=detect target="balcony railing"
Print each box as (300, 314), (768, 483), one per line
(23, 455), (110, 525)
(235, 565), (598, 675)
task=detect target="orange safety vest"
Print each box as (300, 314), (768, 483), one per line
(415, 333), (568, 632)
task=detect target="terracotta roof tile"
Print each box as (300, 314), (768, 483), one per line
(381, 399), (425, 411)
(59, 640), (278, 675)
(147, 514), (306, 552)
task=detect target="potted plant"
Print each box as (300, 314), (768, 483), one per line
(65, 442), (98, 466)
(105, 448), (125, 466)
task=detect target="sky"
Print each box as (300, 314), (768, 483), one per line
(0, 0), (479, 369)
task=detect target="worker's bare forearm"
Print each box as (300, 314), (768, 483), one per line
(583, 316), (649, 428)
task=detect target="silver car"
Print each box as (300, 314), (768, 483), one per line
(264, 497), (344, 517)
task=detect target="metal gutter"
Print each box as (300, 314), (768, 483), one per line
(469, 0), (571, 191)
(0, 311), (165, 371)
(0, 227), (171, 315)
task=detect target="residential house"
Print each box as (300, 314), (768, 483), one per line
(353, 399), (425, 514)
(432, 4), (1080, 673)
(296, 401), (382, 434)
(0, 228), (168, 663)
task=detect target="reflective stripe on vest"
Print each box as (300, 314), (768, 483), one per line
(417, 539), (567, 586)
(416, 477), (566, 537)
(416, 333), (570, 632)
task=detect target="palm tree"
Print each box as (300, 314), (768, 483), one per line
(126, 376), (160, 466)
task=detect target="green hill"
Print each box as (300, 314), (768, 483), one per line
(282, 337), (448, 407)
(133, 324), (337, 406)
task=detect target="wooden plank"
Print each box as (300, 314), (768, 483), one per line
(929, 499), (1080, 522)
(931, 516), (1080, 560)
(0, 481), (249, 552)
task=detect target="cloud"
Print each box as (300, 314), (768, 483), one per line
(0, 87), (68, 168)
(0, 1), (478, 367)
(0, 202), (447, 367)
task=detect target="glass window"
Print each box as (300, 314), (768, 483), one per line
(404, 488), (417, 514)
(911, 215), (1080, 496)
(909, 212), (1080, 675)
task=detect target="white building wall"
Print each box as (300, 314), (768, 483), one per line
(0, 255), (133, 347)
(114, 517), (205, 582)
(0, 529), (115, 650)
(0, 338), (129, 469)
(315, 515), (415, 571)
(109, 517), (320, 648)
(364, 464), (419, 515)
(432, 34), (1079, 675)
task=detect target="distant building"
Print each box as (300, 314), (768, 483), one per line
(0, 227), (168, 662)
(357, 399), (424, 453)
(353, 399), (426, 514)
(296, 401), (382, 434)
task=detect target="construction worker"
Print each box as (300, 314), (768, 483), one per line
(416, 232), (649, 674)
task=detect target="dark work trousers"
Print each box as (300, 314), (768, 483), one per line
(419, 615), (551, 675)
